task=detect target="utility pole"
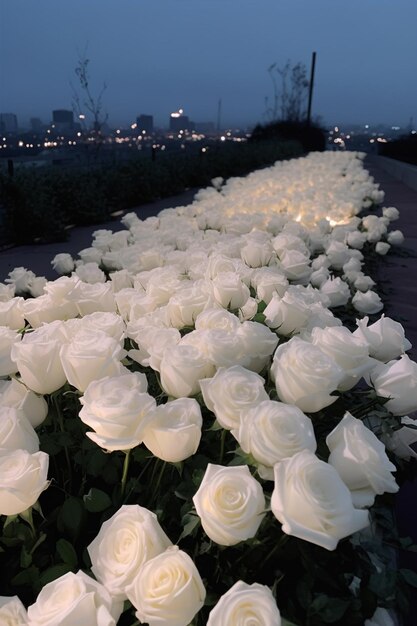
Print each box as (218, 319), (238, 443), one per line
(306, 51), (316, 126)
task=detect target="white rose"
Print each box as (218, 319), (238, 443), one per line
(271, 337), (344, 413)
(319, 277), (351, 308)
(78, 247), (104, 264)
(233, 400), (316, 480)
(167, 282), (213, 329)
(0, 379), (48, 428)
(79, 372), (153, 451)
(0, 298), (25, 330)
(0, 449), (49, 515)
(207, 581), (281, 626)
(78, 311), (126, 345)
(382, 207), (400, 221)
(264, 291), (309, 336)
(0, 326), (20, 376)
(193, 464), (266, 545)
(370, 355), (417, 415)
(159, 344), (215, 398)
(5, 267), (36, 295)
(212, 272), (250, 310)
(60, 329), (127, 392)
(325, 241), (352, 270)
(200, 365), (269, 430)
(353, 274), (376, 292)
(109, 269), (133, 292)
(0, 282), (15, 302)
(143, 398), (202, 462)
(386, 229), (404, 245)
(0, 595), (28, 625)
(27, 277), (47, 299)
(252, 268), (288, 304)
(0, 407), (39, 453)
(237, 321), (279, 372)
(10, 326), (67, 395)
(278, 249), (311, 282)
(195, 308), (241, 333)
(128, 325), (181, 372)
(272, 232), (309, 257)
(353, 315), (412, 362)
(271, 449), (369, 550)
(352, 290), (383, 315)
(27, 571), (122, 626)
(375, 242), (390, 255)
(310, 267), (330, 288)
(51, 252), (75, 275)
(126, 546), (206, 626)
(66, 281), (116, 316)
(241, 240), (274, 267)
(183, 328), (247, 369)
(346, 230), (367, 249)
(310, 326), (373, 391)
(326, 413), (399, 507)
(88, 505), (172, 600)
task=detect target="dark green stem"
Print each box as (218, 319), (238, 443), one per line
(121, 449), (131, 497)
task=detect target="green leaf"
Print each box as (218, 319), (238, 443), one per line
(39, 563), (72, 587)
(400, 568), (417, 588)
(257, 300), (268, 314)
(310, 595), (350, 623)
(178, 514), (200, 541)
(20, 545), (32, 568)
(83, 488), (112, 513)
(11, 566), (39, 587)
(56, 538), (78, 568)
(58, 497), (84, 541)
(252, 312), (266, 324)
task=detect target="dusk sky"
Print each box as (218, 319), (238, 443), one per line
(1, 0), (416, 130)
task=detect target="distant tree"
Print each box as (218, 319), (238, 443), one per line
(71, 48), (108, 138)
(264, 60), (309, 123)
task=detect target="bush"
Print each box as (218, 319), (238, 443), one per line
(378, 133), (417, 166)
(250, 120), (326, 153)
(0, 140), (303, 246)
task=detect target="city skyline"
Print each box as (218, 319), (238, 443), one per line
(1, 0), (417, 130)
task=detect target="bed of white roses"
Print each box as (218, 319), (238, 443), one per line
(1, 151), (417, 626)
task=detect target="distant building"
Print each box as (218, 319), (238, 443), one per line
(137, 114), (154, 134)
(52, 109), (74, 132)
(169, 108), (191, 132)
(0, 113), (18, 133)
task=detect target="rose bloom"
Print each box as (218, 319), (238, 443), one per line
(310, 326), (372, 391)
(51, 252), (75, 275)
(0, 298), (25, 330)
(126, 546), (206, 626)
(159, 343), (215, 398)
(60, 329), (127, 392)
(211, 272), (250, 310)
(0, 378), (48, 428)
(271, 450), (369, 550)
(143, 398), (202, 462)
(326, 413), (399, 507)
(27, 571), (123, 626)
(353, 315), (412, 362)
(0, 449), (49, 516)
(271, 337), (343, 413)
(352, 290), (384, 315)
(264, 291), (309, 336)
(79, 372), (154, 451)
(0, 406), (39, 454)
(193, 464), (265, 546)
(88, 505), (172, 600)
(232, 400), (316, 480)
(370, 355), (417, 416)
(207, 581), (281, 626)
(11, 323), (68, 395)
(0, 595), (28, 625)
(0, 326), (20, 377)
(200, 365), (269, 430)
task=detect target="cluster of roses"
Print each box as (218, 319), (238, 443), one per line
(0, 151), (416, 625)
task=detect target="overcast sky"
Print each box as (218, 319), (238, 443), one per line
(1, 0), (416, 129)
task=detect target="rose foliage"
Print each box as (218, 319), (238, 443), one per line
(1, 152), (417, 626)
